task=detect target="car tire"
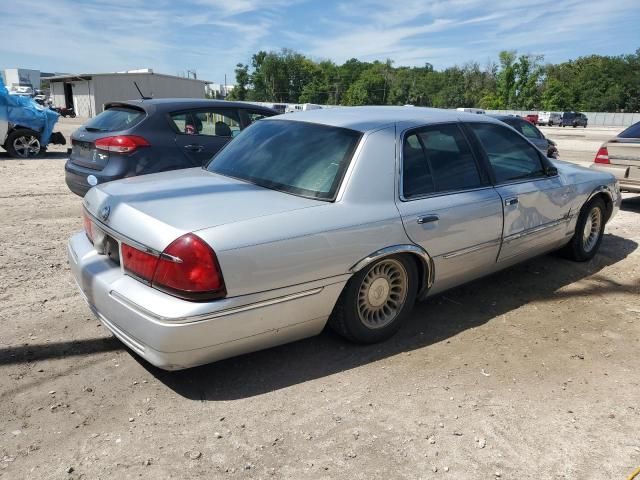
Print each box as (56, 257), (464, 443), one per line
(5, 129), (42, 158)
(329, 255), (418, 344)
(561, 197), (606, 262)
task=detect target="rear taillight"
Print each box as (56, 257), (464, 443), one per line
(95, 135), (150, 154)
(82, 210), (94, 243)
(121, 244), (158, 282)
(121, 233), (226, 301)
(594, 146), (609, 164)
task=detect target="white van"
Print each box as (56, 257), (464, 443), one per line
(456, 107), (485, 115)
(538, 111), (562, 126)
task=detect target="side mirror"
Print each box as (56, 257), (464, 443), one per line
(545, 166), (558, 176)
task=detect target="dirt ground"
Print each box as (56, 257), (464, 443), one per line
(1, 119), (639, 480)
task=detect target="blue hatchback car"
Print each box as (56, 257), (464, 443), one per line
(65, 99), (277, 196)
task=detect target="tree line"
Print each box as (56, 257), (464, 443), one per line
(227, 48), (640, 112)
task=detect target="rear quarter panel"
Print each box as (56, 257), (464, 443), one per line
(195, 125), (413, 297)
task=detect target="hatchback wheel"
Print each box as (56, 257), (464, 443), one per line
(6, 129), (42, 158)
(329, 255), (418, 343)
(561, 197), (606, 261)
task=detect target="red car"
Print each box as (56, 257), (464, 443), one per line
(523, 114), (539, 124)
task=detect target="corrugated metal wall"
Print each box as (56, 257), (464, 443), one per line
(487, 110), (640, 127)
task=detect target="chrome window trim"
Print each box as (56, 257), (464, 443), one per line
(397, 121), (488, 203)
(441, 238), (501, 259)
(109, 287), (324, 325)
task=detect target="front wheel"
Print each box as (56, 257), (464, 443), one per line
(329, 255), (418, 343)
(561, 197), (606, 261)
(5, 129), (42, 158)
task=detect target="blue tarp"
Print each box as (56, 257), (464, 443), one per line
(0, 77), (59, 145)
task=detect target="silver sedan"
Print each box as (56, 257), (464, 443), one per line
(68, 107), (621, 370)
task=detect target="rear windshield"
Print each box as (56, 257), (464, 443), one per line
(206, 120), (361, 201)
(83, 106), (145, 132)
(618, 121), (640, 139)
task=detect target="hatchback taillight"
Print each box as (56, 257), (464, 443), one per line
(121, 234), (226, 301)
(82, 210), (94, 243)
(95, 135), (150, 153)
(594, 146), (610, 164)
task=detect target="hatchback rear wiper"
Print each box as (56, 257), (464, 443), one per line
(85, 127), (106, 132)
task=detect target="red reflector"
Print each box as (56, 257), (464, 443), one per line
(152, 233), (225, 300)
(594, 146), (610, 164)
(95, 135), (150, 153)
(82, 210), (94, 243)
(122, 244), (158, 282)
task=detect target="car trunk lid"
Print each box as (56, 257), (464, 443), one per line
(83, 168), (323, 253)
(607, 138), (640, 166)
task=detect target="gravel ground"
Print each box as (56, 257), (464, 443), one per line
(1, 119), (639, 479)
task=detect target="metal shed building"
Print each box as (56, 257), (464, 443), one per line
(48, 71), (209, 118)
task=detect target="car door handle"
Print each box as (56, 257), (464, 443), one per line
(417, 214), (439, 224)
(184, 144), (204, 152)
(504, 197), (519, 206)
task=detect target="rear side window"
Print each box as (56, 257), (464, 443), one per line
(619, 121), (640, 139)
(243, 109), (273, 126)
(84, 107), (145, 132)
(402, 123), (482, 199)
(518, 120), (543, 139)
(468, 122), (545, 183)
(170, 109), (241, 137)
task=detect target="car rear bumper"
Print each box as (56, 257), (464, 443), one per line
(591, 164), (640, 193)
(65, 160), (124, 197)
(67, 232), (345, 370)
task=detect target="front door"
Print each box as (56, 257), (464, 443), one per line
(171, 108), (241, 165)
(395, 123), (504, 294)
(465, 122), (574, 262)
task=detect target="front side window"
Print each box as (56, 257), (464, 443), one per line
(207, 120), (361, 201)
(468, 122), (545, 183)
(402, 123), (482, 198)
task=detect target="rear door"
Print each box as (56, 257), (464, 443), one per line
(171, 108), (241, 165)
(465, 122), (574, 262)
(395, 122), (503, 294)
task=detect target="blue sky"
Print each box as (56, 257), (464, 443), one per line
(2, 0), (638, 85)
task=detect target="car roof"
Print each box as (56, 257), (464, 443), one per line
(105, 98), (277, 114)
(489, 114), (522, 122)
(265, 106), (505, 133)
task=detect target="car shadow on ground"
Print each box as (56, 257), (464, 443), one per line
(0, 151), (68, 160)
(621, 195), (640, 213)
(139, 233), (638, 401)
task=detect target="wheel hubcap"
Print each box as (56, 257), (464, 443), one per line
(13, 135), (40, 158)
(357, 259), (408, 329)
(582, 207), (602, 253)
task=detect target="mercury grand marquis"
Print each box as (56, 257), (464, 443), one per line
(68, 107), (621, 370)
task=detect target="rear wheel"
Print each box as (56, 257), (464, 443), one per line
(6, 129), (42, 158)
(329, 255), (418, 343)
(561, 197), (606, 261)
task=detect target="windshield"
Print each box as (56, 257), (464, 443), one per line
(84, 106), (145, 132)
(206, 120), (361, 201)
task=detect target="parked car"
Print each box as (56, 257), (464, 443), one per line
(591, 120), (640, 193)
(64, 99), (277, 196)
(69, 107), (620, 370)
(538, 111), (562, 126)
(523, 113), (538, 124)
(1, 82), (66, 158)
(490, 115), (558, 158)
(561, 111), (588, 128)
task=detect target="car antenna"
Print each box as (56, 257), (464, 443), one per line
(134, 81), (152, 100)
